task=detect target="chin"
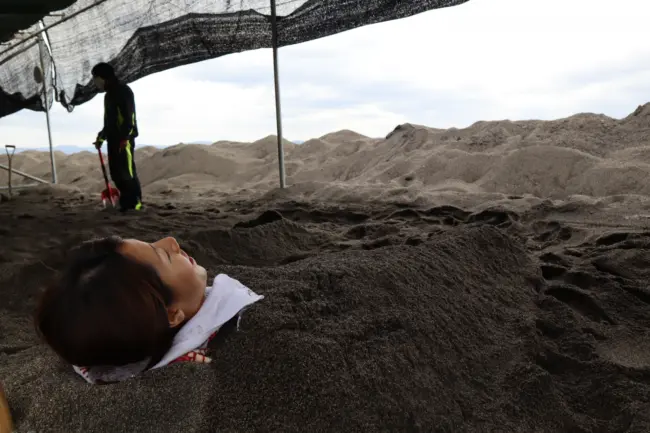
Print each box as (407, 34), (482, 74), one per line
(196, 266), (208, 283)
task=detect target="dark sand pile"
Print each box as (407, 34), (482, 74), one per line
(2, 192), (650, 432)
(2, 104), (650, 432)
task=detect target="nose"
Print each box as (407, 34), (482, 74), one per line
(154, 237), (180, 253)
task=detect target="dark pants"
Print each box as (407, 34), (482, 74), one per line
(107, 138), (143, 210)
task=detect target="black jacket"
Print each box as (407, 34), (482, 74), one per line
(96, 81), (139, 143)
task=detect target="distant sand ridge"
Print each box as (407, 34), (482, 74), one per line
(3, 103), (650, 203)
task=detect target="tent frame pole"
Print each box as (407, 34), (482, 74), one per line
(270, 0), (286, 189)
(37, 31), (57, 184)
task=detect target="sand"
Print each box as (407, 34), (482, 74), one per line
(2, 103), (650, 432)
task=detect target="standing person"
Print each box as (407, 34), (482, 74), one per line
(92, 62), (143, 212)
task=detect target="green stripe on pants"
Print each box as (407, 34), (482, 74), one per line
(125, 141), (134, 178)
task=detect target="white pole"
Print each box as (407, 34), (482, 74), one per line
(270, 0), (286, 188)
(38, 34), (57, 184)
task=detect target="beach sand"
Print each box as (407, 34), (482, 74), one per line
(2, 103), (650, 432)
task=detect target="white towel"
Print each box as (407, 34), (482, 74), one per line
(73, 274), (264, 384)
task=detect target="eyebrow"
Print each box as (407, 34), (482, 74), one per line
(150, 244), (171, 263)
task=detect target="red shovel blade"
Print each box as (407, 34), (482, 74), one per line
(101, 186), (120, 207)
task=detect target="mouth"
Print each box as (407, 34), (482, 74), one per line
(181, 249), (196, 266)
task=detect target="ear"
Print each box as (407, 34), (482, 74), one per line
(167, 307), (186, 328)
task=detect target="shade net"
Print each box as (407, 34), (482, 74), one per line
(0, 29), (55, 116)
(0, 0), (469, 119)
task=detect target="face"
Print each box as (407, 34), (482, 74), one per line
(93, 76), (105, 91)
(119, 237), (207, 328)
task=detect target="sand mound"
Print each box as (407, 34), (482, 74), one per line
(319, 129), (370, 142)
(139, 144), (239, 184)
(248, 135), (296, 159)
(2, 222), (545, 432)
(3, 196), (650, 432)
(288, 138), (335, 163)
(477, 145), (600, 197)
(4, 103), (650, 202)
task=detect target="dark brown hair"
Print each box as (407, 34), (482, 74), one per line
(91, 62), (116, 80)
(35, 236), (175, 368)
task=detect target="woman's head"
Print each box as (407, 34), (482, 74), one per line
(35, 236), (207, 368)
(91, 62), (116, 91)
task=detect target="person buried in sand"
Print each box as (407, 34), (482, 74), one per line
(34, 236), (264, 384)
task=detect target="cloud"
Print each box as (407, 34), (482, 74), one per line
(1, 0), (649, 149)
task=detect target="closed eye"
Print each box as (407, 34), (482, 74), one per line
(150, 244), (172, 263)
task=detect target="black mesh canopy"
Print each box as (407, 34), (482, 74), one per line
(0, 0), (469, 120)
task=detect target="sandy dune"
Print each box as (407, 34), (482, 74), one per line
(2, 103), (650, 432)
(3, 102), (650, 203)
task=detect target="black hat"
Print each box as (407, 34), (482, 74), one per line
(91, 62), (116, 80)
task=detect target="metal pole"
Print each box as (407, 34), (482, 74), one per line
(0, 164), (50, 184)
(38, 34), (57, 183)
(270, 0), (286, 189)
(0, 183), (41, 191)
(5, 146), (15, 198)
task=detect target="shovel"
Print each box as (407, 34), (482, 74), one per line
(97, 148), (120, 207)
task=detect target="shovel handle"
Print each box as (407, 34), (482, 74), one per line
(97, 148), (111, 191)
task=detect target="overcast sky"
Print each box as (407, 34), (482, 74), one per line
(1, 0), (648, 149)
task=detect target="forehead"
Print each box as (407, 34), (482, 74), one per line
(120, 239), (160, 265)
